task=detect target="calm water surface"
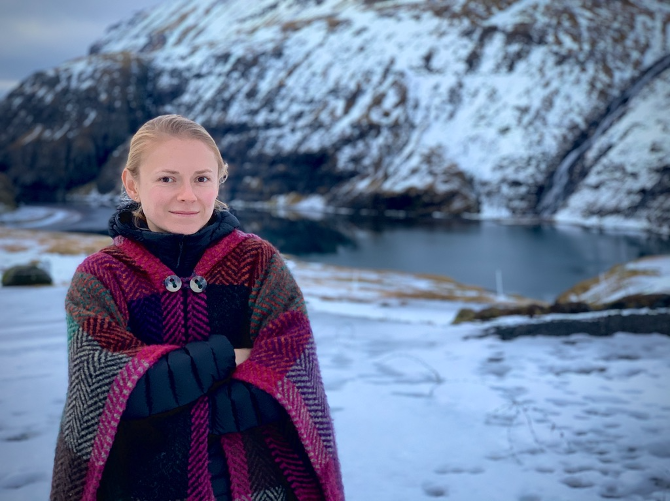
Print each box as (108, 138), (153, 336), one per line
(34, 204), (670, 302)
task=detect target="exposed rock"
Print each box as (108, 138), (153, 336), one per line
(96, 138), (131, 195)
(453, 308), (477, 324)
(2, 264), (53, 286)
(237, 209), (356, 254)
(343, 159), (479, 216)
(0, 172), (16, 211)
(549, 302), (592, 315)
(0, 52), (160, 202)
(453, 294), (670, 325)
(485, 310), (670, 340)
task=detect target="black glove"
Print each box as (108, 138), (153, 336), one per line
(209, 380), (285, 435)
(123, 334), (236, 419)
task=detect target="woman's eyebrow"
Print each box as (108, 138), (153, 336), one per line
(155, 169), (215, 175)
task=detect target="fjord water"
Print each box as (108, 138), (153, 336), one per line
(265, 214), (670, 302)
(35, 205), (670, 302)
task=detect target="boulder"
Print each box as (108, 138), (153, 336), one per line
(2, 264), (53, 286)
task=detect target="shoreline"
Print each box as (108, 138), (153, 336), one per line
(2, 201), (668, 239)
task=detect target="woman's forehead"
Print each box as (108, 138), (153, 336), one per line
(140, 137), (218, 171)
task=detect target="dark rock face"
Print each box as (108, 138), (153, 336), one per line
(236, 209), (356, 254)
(0, 172), (16, 210)
(222, 147), (351, 204)
(455, 294), (670, 338)
(603, 294), (670, 311)
(486, 310), (670, 340)
(2, 264), (53, 286)
(95, 139), (131, 195)
(342, 161), (479, 216)
(0, 52), (159, 202)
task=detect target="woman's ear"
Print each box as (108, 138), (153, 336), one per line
(122, 169), (140, 202)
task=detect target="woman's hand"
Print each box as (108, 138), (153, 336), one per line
(234, 348), (251, 366)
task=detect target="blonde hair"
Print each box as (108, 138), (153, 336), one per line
(124, 114), (228, 221)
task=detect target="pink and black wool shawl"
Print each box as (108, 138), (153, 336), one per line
(50, 229), (344, 500)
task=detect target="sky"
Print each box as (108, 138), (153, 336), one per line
(0, 226), (669, 500)
(0, 0), (169, 97)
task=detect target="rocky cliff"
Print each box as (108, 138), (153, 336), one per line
(1, 0), (669, 232)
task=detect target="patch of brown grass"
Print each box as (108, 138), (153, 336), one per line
(0, 243), (30, 252)
(557, 265), (659, 305)
(41, 235), (111, 255)
(313, 295), (374, 303)
(0, 227), (111, 256)
(382, 289), (495, 303)
(556, 274), (602, 304)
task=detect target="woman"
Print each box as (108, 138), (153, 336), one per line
(50, 115), (344, 501)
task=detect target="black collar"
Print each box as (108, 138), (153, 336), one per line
(108, 202), (240, 277)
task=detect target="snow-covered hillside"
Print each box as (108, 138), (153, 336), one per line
(558, 254), (670, 306)
(1, 0), (670, 232)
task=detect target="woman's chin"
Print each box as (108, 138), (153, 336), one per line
(169, 223), (205, 235)
(148, 218), (207, 235)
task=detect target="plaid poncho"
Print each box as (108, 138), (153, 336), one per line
(50, 229), (344, 500)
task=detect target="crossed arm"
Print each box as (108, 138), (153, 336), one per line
(122, 336), (282, 434)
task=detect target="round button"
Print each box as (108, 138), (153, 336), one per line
(190, 275), (207, 293)
(164, 275), (182, 292)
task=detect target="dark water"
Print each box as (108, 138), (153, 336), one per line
(34, 204), (670, 302)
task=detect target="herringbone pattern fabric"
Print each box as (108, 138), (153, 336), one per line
(51, 229), (344, 501)
(187, 397), (215, 501)
(233, 255), (344, 500)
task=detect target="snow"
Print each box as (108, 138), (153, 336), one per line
(555, 66), (670, 235)
(1, 228), (670, 500)
(560, 255), (670, 306)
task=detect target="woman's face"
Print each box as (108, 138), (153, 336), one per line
(122, 137), (220, 235)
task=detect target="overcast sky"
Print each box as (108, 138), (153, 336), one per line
(0, 0), (169, 97)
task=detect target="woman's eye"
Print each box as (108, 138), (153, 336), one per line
(159, 176), (173, 183)
(197, 176), (210, 183)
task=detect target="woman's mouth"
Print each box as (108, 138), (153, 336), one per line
(171, 211), (199, 216)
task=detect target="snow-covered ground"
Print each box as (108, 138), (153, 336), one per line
(0, 229), (669, 500)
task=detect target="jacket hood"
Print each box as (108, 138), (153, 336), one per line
(108, 202), (241, 276)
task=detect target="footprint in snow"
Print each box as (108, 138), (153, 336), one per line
(0, 471), (47, 489)
(422, 481), (448, 498)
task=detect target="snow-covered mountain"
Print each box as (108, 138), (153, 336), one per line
(1, 0), (669, 232)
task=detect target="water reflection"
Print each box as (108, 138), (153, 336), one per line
(237, 211), (356, 255)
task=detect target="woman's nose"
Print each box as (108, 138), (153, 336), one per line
(177, 183), (197, 201)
